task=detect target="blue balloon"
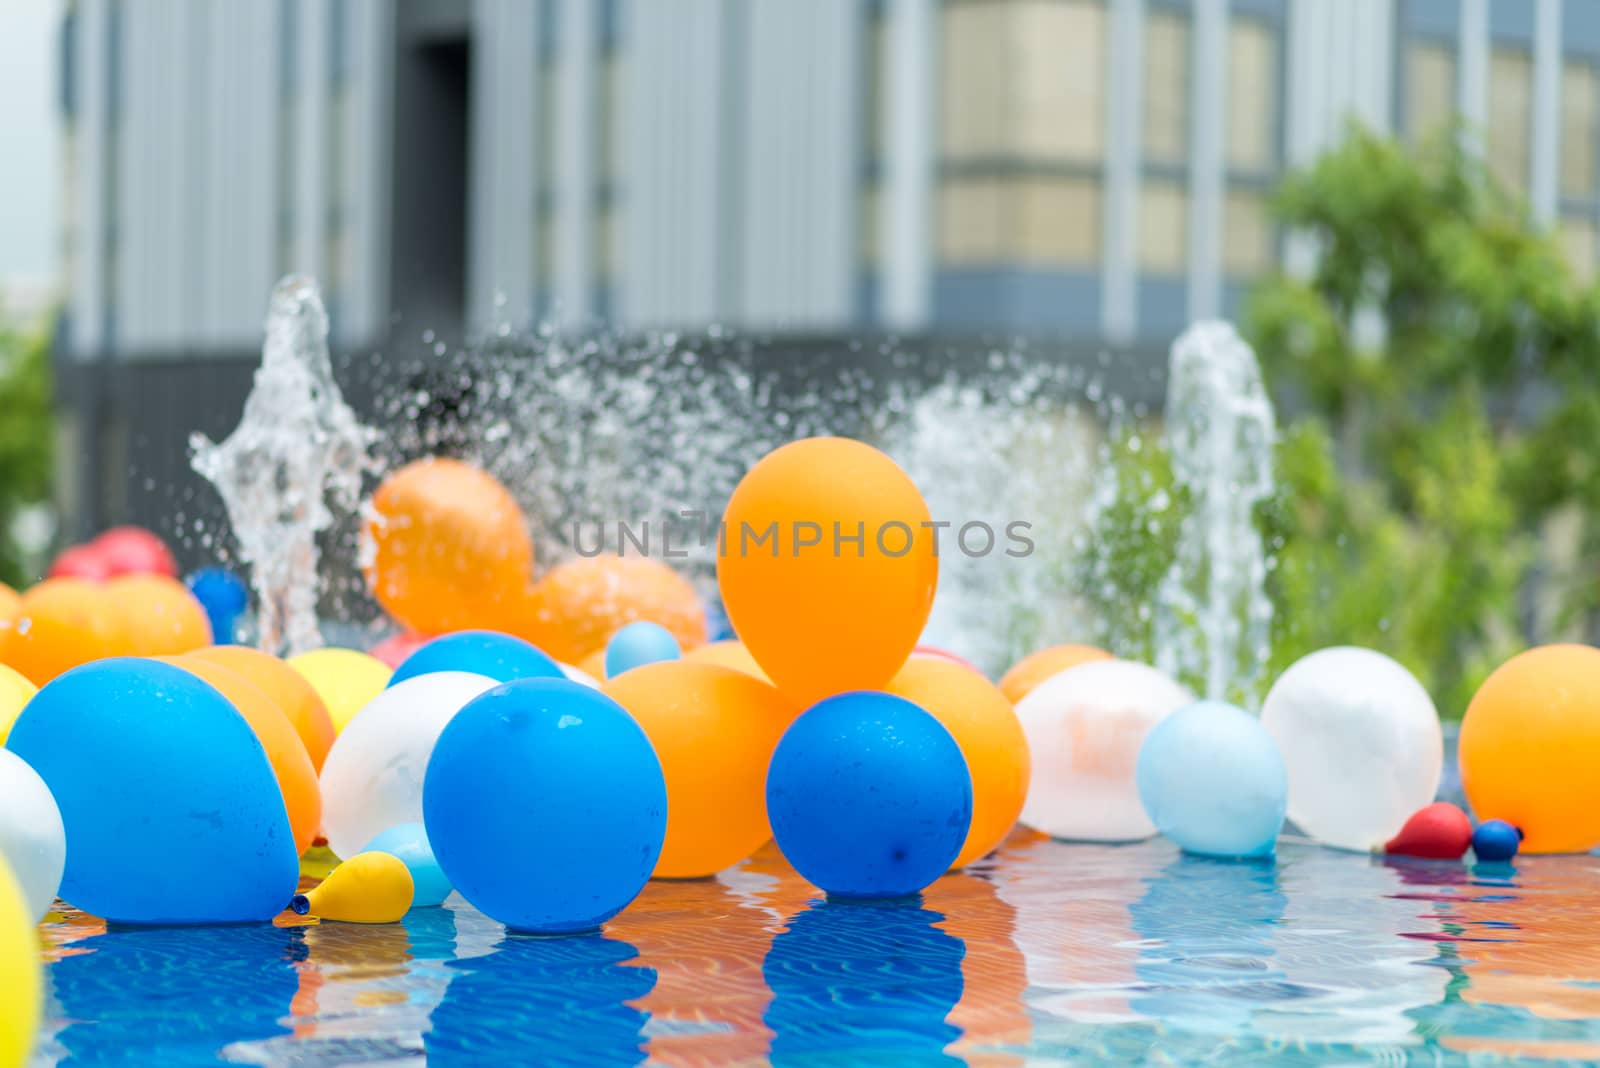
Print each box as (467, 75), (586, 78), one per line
(186, 567), (249, 645)
(1472, 819), (1521, 862)
(766, 691), (972, 899)
(1136, 700), (1287, 859)
(6, 658), (299, 924)
(362, 823), (453, 907)
(423, 678), (666, 933)
(604, 621), (681, 677)
(389, 629), (563, 687)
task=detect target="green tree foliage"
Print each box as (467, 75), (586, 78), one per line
(0, 315), (53, 587)
(1077, 127), (1600, 715)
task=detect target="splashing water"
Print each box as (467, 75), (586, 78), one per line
(190, 277), (377, 655)
(1152, 321), (1277, 704)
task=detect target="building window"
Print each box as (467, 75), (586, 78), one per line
(1143, 10), (1188, 168)
(1138, 180), (1186, 275)
(937, 0), (1107, 268)
(1226, 18), (1275, 174)
(1561, 217), (1596, 281)
(1487, 48), (1532, 193)
(1561, 61), (1597, 201)
(1405, 41), (1455, 143)
(1223, 189), (1271, 278)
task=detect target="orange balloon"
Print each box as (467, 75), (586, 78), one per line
(682, 640), (770, 683)
(886, 656), (1031, 868)
(165, 655), (322, 856)
(0, 578), (130, 684)
(717, 438), (938, 708)
(106, 574), (212, 657)
(364, 458), (534, 634)
(511, 554), (707, 664)
(1460, 644), (1600, 854)
(603, 661), (798, 878)
(998, 644), (1113, 704)
(189, 645), (338, 772)
(578, 647), (607, 682)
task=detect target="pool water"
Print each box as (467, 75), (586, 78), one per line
(29, 831), (1600, 1066)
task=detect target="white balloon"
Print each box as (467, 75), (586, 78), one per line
(1261, 646), (1442, 852)
(319, 671), (499, 860)
(0, 747), (66, 921)
(558, 662), (601, 689)
(1017, 660), (1193, 841)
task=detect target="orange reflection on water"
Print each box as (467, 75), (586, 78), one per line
(925, 865), (1031, 1066)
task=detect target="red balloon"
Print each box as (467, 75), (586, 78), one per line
(47, 544), (115, 582)
(92, 526), (178, 577)
(1384, 802), (1472, 860)
(370, 631), (433, 669)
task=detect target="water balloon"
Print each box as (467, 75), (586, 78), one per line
(512, 553), (707, 664)
(0, 856), (39, 1068)
(106, 574), (212, 656)
(718, 438), (939, 708)
(603, 661), (796, 878)
(423, 678), (667, 933)
(604, 621), (681, 677)
(186, 567), (249, 644)
(6, 658), (298, 923)
(1135, 700), (1286, 859)
(1460, 644), (1600, 854)
(1472, 819), (1521, 863)
(361, 823), (452, 906)
(1016, 659), (1192, 841)
(998, 644), (1113, 704)
(287, 646), (393, 734)
(191, 645), (337, 772)
(0, 747), (65, 920)
(681, 639), (770, 682)
(0, 578), (130, 685)
(364, 458), (534, 635)
(291, 852), (414, 923)
(766, 691), (972, 898)
(1384, 802), (1472, 860)
(167, 655), (322, 857)
(885, 656), (1030, 868)
(47, 543), (115, 582)
(370, 631), (431, 669)
(319, 671), (498, 860)
(1262, 647), (1442, 852)
(390, 629), (563, 687)
(91, 525), (178, 577)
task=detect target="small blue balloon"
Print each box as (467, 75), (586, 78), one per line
(604, 621), (681, 677)
(766, 691), (972, 899)
(362, 823), (453, 907)
(1472, 819), (1521, 862)
(423, 678), (666, 934)
(6, 658), (299, 924)
(1136, 701), (1287, 859)
(390, 629), (563, 688)
(186, 567), (249, 645)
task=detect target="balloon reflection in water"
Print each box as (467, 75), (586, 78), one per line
(48, 924), (303, 1063)
(763, 897), (965, 1066)
(425, 933), (656, 1067)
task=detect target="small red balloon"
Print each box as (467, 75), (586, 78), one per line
(1384, 802), (1472, 860)
(48, 543), (115, 582)
(92, 526), (178, 577)
(370, 631), (433, 669)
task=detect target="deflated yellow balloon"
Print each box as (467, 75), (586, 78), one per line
(0, 664), (38, 746)
(291, 851), (414, 924)
(287, 648), (393, 734)
(0, 856), (40, 1068)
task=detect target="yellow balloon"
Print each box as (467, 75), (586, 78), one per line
(0, 857), (39, 1068)
(286, 648), (393, 734)
(291, 851), (414, 924)
(0, 665), (38, 746)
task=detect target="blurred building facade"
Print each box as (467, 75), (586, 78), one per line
(56, 0), (1600, 361)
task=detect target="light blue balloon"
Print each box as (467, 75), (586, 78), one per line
(1136, 700), (1287, 859)
(389, 630), (563, 688)
(6, 658), (299, 924)
(604, 621), (681, 677)
(423, 678), (666, 934)
(362, 823), (453, 907)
